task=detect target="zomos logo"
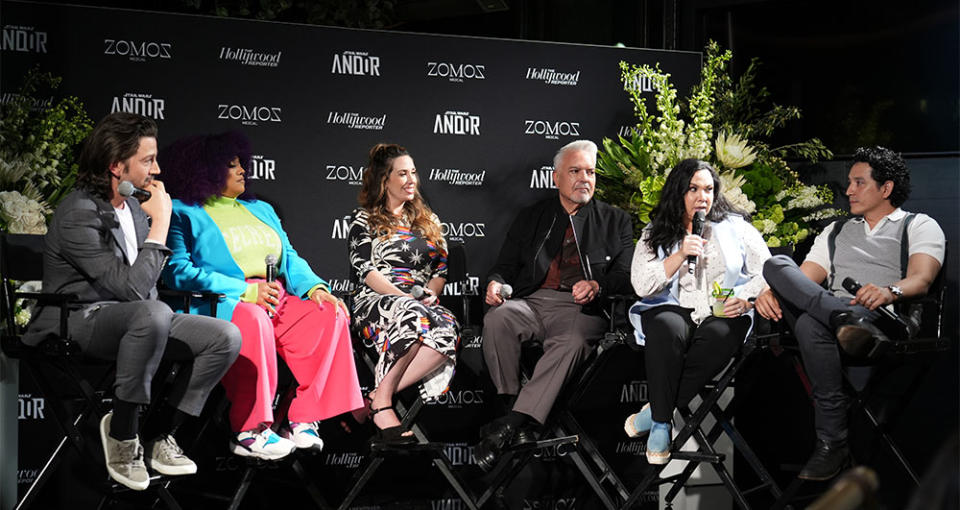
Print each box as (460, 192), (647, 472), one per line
(104, 38), (171, 61)
(524, 119), (581, 140)
(325, 164), (364, 185)
(441, 222), (485, 240)
(426, 389), (485, 407)
(217, 104), (282, 126)
(426, 62), (486, 82)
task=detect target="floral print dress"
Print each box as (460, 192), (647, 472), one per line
(348, 208), (459, 398)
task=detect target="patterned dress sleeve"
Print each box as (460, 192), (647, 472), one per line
(348, 209), (377, 283)
(631, 227), (670, 298)
(429, 213), (449, 281)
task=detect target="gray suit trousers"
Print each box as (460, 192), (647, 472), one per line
(69, 300), (241, 416)
(482, 288), (606, 424)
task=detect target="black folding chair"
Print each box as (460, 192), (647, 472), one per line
(773, 248), (950, 509)
(621, 329), (784, 509)
(335, 240), (481, 510)
(0, 233), (200, 509)
(475, 295), (638, 510)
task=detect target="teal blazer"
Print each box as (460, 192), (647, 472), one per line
(162, 198), (326, 321)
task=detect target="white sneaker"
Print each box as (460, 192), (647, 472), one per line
(145, 434), (197, 476)
(231, 427), (296, 460)
(99, 412), (149, 491)
(283, 421), (325, 451)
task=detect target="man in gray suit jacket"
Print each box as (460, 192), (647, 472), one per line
(25, 113), (241, 490)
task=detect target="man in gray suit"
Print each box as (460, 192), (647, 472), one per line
(25, 113), (241, 490)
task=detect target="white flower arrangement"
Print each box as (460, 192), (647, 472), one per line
(0, 191), (48, 234)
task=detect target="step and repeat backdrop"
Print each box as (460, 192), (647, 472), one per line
(3, 1), (701, 507)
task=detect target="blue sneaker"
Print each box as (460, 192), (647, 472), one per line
(283, 421), (325, 451)
(624, 403), (652, 438)
(646, 421), (672, 465)
(231, 427), (295, 460)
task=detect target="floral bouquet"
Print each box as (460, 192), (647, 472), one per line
(597, 41), (842, 247)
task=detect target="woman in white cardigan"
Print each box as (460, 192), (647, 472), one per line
(623, 158), (771, 464)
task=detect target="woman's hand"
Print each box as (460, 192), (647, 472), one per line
(412, 287), (438, 306)
(722, 296), (752, 318)
(311, 288), (350, 317)
(257, 281), (283, 316)
(680, 234), (706, 259)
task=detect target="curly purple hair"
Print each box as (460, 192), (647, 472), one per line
(158, 131), (255, 205)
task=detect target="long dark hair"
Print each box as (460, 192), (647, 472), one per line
(77, 112), (158, 200)
(645, 158), (747, 254)
(357, 143), (443, 246)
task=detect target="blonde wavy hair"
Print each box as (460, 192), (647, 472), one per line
(358, 143), (444, 246)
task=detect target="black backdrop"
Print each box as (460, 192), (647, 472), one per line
(2, 1), (702, 507)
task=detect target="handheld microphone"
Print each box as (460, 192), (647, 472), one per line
(117, 180), (152, 202)
(265, 254), (278, 317)
(498, 284), (513, 299)
(411, 285), (425, 299)
(688, 211), (705, 274)
(841, 277), (904, 324)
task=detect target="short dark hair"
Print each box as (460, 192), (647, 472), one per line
(76, 112), (158, 200)
(852, 146), (911, 207)
(158, 131), (254, 205)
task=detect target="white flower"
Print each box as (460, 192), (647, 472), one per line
(0, 191), (47, 234)
(785, 185), (825, 210)
(714, 132), (757, 169)
(719, 171), (756, 214)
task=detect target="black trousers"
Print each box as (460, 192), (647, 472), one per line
(641, 305), (750, 423)
(762, 254), (879, 442)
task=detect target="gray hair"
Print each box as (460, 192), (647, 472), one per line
(553, 139), (598, 170)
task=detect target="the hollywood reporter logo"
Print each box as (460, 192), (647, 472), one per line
(112, 93), (165, 120)
(426, 62), (486, 82)
(2, 26), (47, 53)
(217, 104), (282, 126)
(524, 119), (580, 140)
(433, 111), (480, 136)
(331, 50), (380, 76)
(104, 38), (171, 61)
(525, 67), (580, 86)
(219, 47), (281, 67)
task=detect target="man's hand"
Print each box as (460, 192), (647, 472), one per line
(257, 281), (283, 316)
(485, 281), (504, 306)
(849, 283), (895, 311)
(139, 180), (172, 222)
(754, 287), (782, 321)
(572, 280), (599, 305)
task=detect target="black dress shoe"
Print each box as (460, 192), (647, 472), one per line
(830, 312), (890, 358)
(798, 439), (850, 481)
(474, 421), (517, 472)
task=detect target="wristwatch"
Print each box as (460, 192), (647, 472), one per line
(887, 285), (903, 300)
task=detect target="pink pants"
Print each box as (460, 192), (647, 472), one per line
(220, 280), (363, 432)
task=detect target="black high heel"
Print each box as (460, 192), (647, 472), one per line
(370, 406), (416, 444)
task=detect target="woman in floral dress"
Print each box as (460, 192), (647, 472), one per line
(348, 143), (459, 443)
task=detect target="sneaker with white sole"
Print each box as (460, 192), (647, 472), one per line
(99, 412), (149, 491)
(283, 421), (325, 451)
(231, 427), (296, 460)
(145, 434), (197, 476)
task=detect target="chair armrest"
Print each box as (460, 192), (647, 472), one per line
(15, 291), (78, 306)
(158, 289), (226, 317)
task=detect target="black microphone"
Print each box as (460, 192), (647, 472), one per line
(498, 283), (513, 299)
(117, 180), (152, 202)
(841, 277), (904, 324)
(687, 211), (705, 274)
(265, 254), (278, 317)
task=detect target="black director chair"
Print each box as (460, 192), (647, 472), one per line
(0, 233), (203, 510)
(475, 295), (636, 510)
(336, 240), (481, 510)
(773, 247), (950, 509)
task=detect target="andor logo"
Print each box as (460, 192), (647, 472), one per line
(248, 155), (276, 180)
(433, 111), (480, 136)
(2, 26), (47, 53)
(331, 50), (380, 76)
(111, 93), (165, 120)
(529, 166), (557, 189)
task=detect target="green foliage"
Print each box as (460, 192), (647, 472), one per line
(0, 66), (93, 217)
(597, 41), (842, 247)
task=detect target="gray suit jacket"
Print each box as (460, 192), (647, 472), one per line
(24, 189), (171, 345)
